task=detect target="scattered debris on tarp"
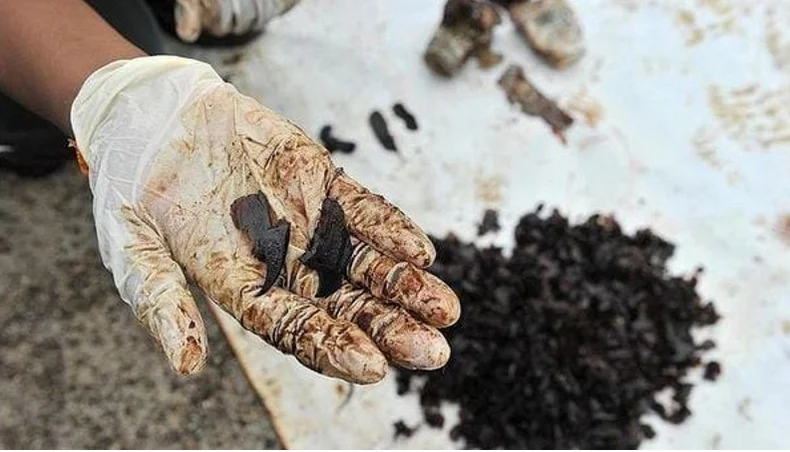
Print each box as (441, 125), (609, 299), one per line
(393, 103), (419, 131)
(498, 64), (574, 138)
(369, 111), (398, 152)
(320, 125), (357, 154)
(424, 0), (503, 77)
(505, 0), (586, 69)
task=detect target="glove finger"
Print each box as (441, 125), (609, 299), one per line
(315, 283), (451, 370)
(174, 0), (203, 42)
(287, 244), (459, 329)
(346, 242), (460, 328)
(123, 206), (208, 376)
(135, 285), (208, 376)
(227, 285), (388, 384)
(328, 170), (436, 268)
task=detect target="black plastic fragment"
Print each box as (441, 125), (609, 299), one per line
(393, 103), (419, 131)
(319, 125), (356, 154)
(369, 111), (397, 151)
(424, 408), (445, 428)
(703, 361), (721, 381)
(230, 192), (290, 295)
(395, 372), (411, 395)
(477, 209), (500, 236)
(393, 420), (416, 440)
(300, 198), (354, 297)
(641, 424), (656, 440)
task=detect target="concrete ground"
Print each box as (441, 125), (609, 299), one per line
(0, 162), (279, 448)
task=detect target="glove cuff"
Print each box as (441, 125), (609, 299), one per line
(70, 55), (221, 169)
(69, 55), (225, 309)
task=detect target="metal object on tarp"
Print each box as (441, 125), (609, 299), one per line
(180, 0), (790, 448)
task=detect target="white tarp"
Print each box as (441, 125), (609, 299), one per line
(177, 0), (790, 448)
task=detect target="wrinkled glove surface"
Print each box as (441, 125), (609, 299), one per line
(173, 0), (300, 43)
(71, 56), (460, 384)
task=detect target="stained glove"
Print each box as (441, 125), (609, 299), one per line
(70, 56), (460, 384)
(173, 0), (300, 43)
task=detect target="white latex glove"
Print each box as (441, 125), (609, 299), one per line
(174, 0), (300, 43)
(70, 56), (460, 384)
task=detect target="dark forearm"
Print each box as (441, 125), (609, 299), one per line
(0, 0), (146, 135)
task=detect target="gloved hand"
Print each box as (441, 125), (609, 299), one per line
(70, 56), (460, 384)
(173, 0), (300, 43)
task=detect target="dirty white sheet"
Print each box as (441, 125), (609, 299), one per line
(176, 0), (790, 448)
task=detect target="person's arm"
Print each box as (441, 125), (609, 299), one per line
(0, 0), (145, 134)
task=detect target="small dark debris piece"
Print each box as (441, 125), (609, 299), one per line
(396, 206), (721, 449)
(498, 64), (574, 137)
(395, 372), (411, 396)
(425, 409), (445, 428)
(641, 424), (656, 440)
(230, 192), (290, 294)
(369, 111), (397, 151)
(477, 209), (500, 236)
(703, 361), (722, 381)
(666, 407), (692, 425)
(319, 125), (356, 154)
(300, 198), (354, 297)
(393, 420), (416, 440)
(393, 103), (419, 131)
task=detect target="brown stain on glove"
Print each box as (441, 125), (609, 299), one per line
(348, 243), (460, 328)
(241, 288), (387, 384)
(317, 283), (451, 370)
(121, 204), (208, 376)
(329, 170), (436, 268)
(120, 83), (456, 383)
